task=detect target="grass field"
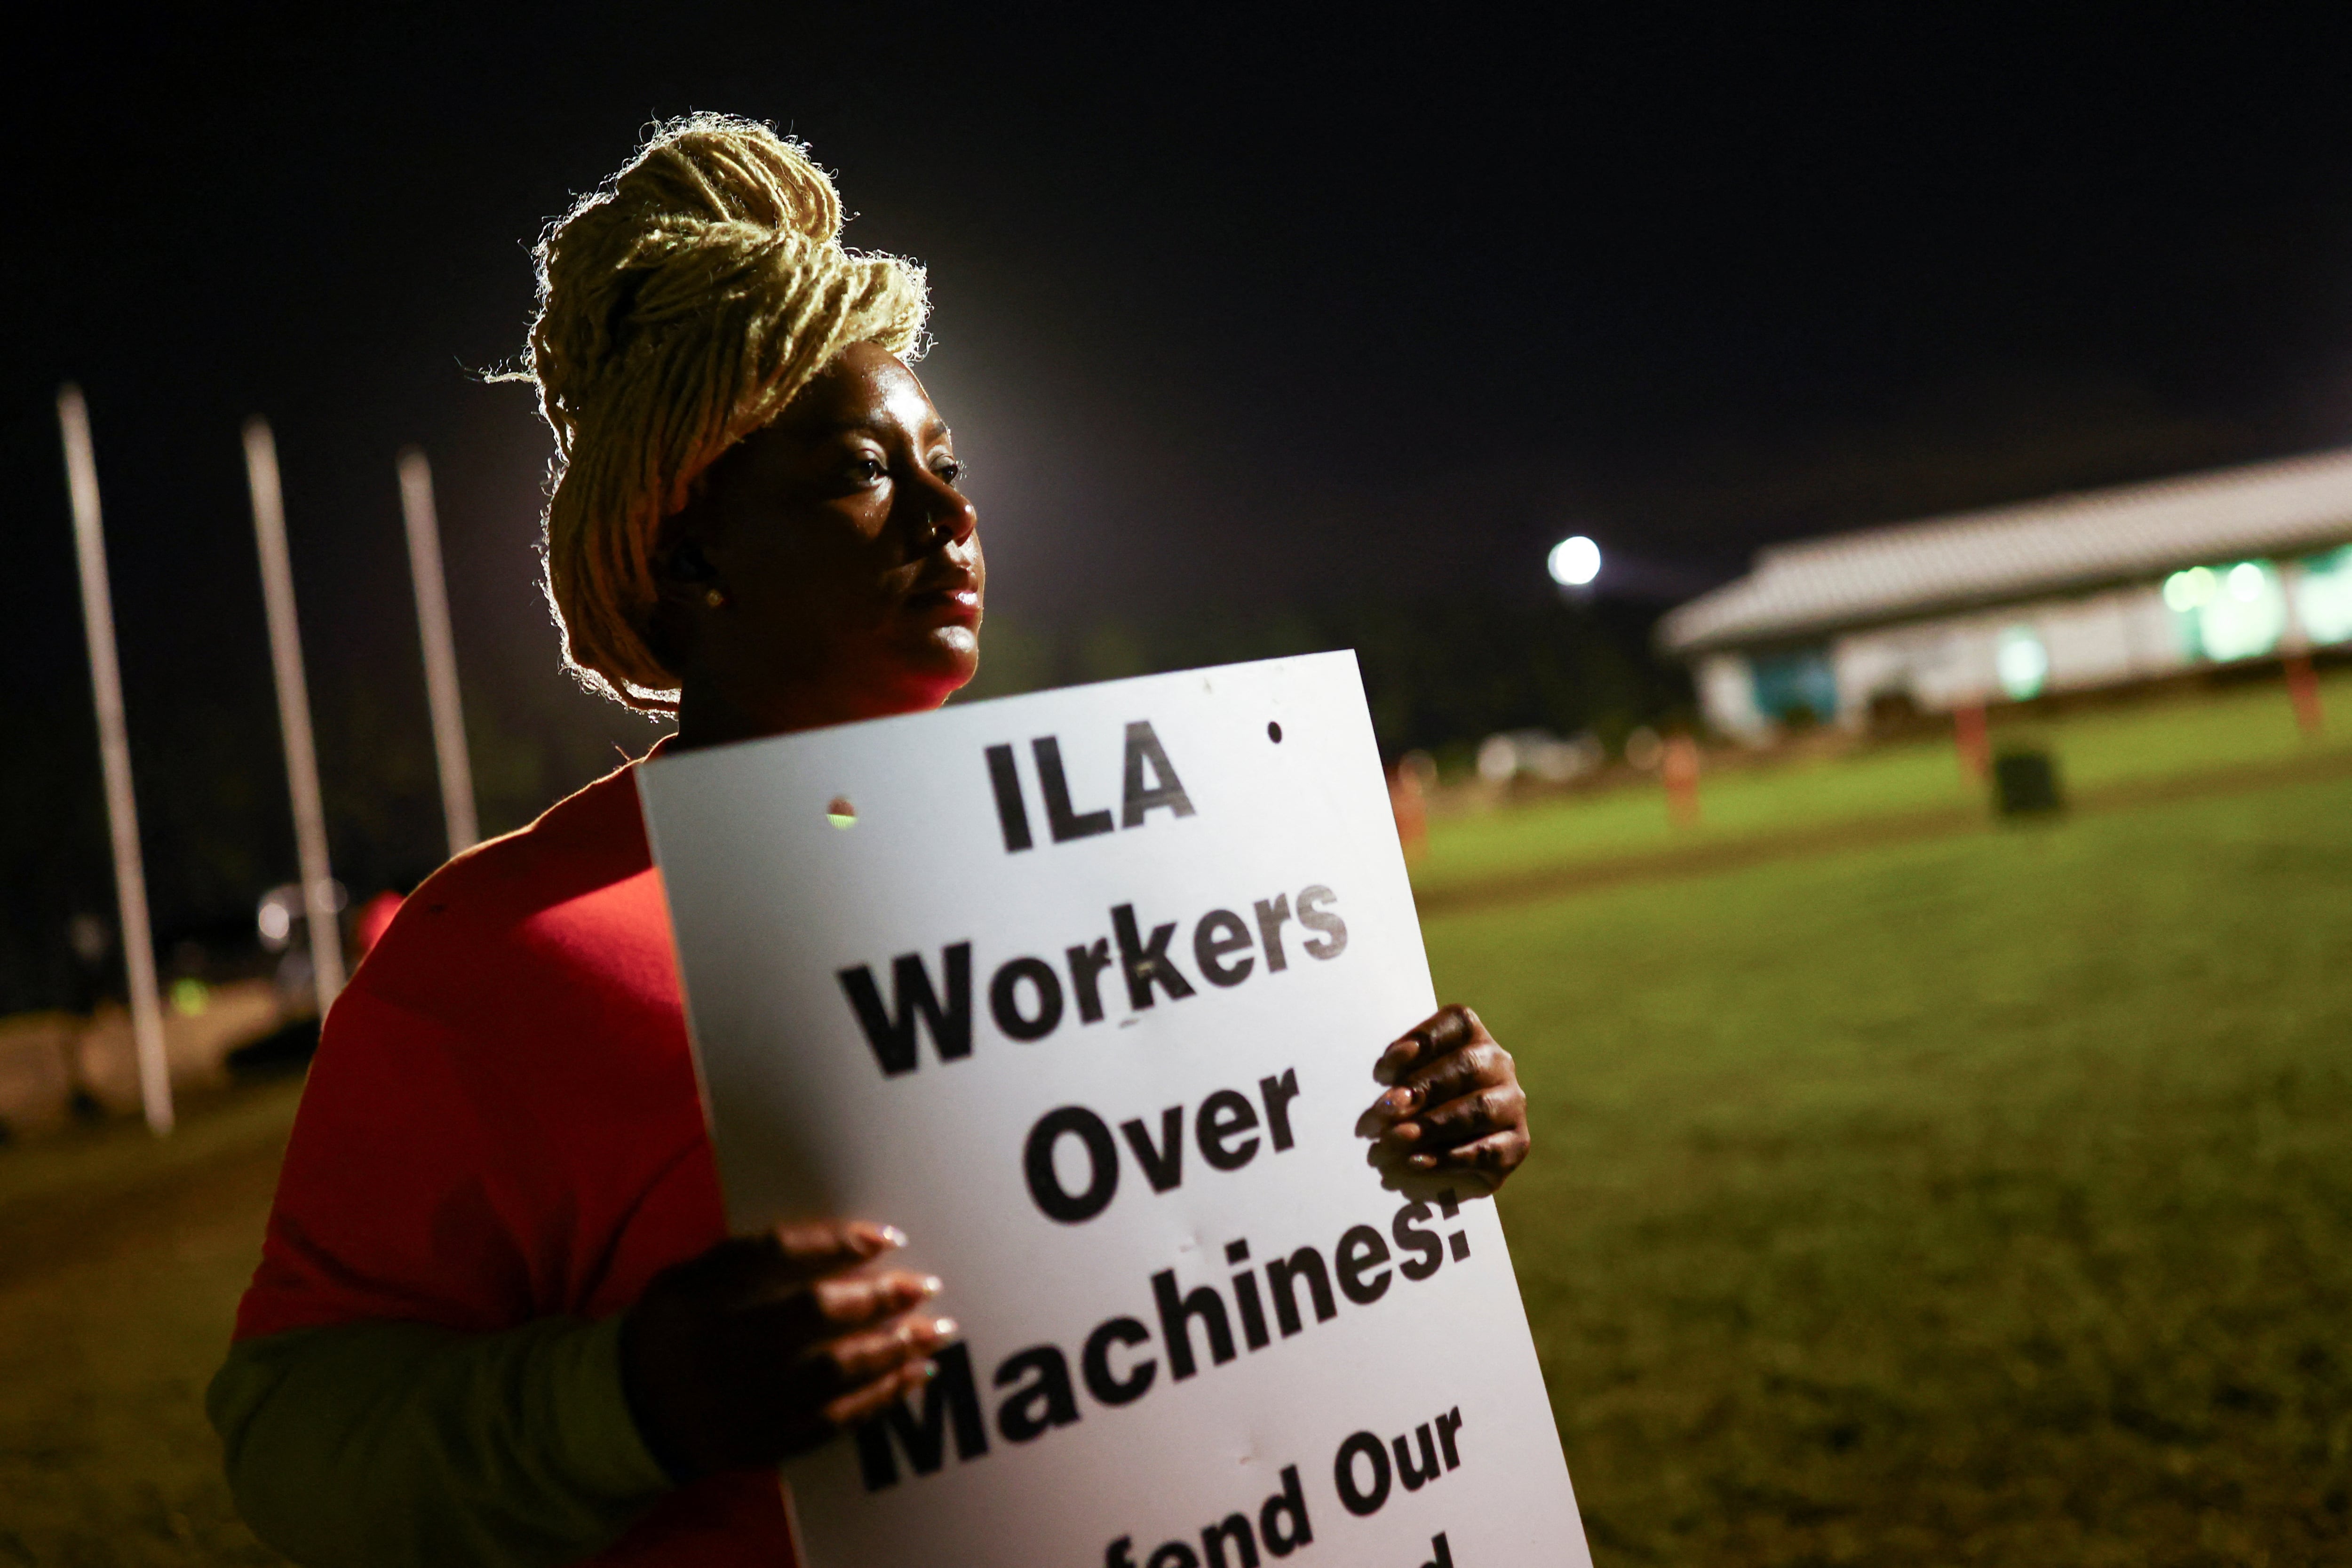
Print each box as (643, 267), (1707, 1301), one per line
(1446, 771), (2352, 1564)
(6, 677), (2350, 1564)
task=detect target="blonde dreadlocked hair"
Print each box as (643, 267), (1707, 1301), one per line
(521, 114), (930, 710)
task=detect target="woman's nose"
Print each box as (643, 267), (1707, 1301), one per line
(912, 474), (978, 547)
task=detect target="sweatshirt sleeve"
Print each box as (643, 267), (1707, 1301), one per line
(207, 1313), (674, 1568)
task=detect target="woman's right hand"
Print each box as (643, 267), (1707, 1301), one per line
(619, 1219), (955, 1481)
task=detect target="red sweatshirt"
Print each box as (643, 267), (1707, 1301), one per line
(229, 746), (795, 1563)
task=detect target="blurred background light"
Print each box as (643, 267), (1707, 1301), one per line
(1548, 536), (1602, 587)
(2298, 546), (2352, 644)
(2162, 566), (2217, 612)
(1474, 728), (1603, 786)
(1996, 625), (2050, 700)
(2184, 560), (2287, 661)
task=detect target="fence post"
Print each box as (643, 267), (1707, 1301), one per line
(1953, 701), (1991, 780)
(1662, 733), (1701, 827)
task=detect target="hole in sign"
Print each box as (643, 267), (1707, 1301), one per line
(1267, 722), (1284, 743)
(826, 796), (857, 829)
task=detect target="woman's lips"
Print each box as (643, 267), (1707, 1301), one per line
(906, 584), (981, 624)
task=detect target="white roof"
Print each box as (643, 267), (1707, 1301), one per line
(1660, 446), (2352, 655)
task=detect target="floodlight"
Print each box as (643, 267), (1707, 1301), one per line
(1548, 535), (1601, 587)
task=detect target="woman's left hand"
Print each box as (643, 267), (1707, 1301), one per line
(1358, 1004), (1530, 1193)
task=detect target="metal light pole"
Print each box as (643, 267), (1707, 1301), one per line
(397, 447), (478, 856)
(57, 386), (173, 1135)
(243, 417), (345, 1016)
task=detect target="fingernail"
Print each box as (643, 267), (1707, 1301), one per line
(920, 1274), (944, 1297)
(1408, 1153), (1436, 1170)
(878, 1225), (909, 1249)
(932, 1316), (960, 1340)
(916, 1359), (939, 1382)
(1388, 1087), (1418, 1112)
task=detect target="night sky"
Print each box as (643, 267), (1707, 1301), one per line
(9, 8), (2352, 980)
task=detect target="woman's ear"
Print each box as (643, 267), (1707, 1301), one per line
(645, 533), (720, 671)
(648, 533), (725, 664)
(653, 529), (724, 610)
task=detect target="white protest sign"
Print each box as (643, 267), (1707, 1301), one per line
(639, 652), (1589, 1568)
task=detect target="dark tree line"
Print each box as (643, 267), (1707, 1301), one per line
(964, 595), (1691, 770)
(5, 593), (1684, 1017)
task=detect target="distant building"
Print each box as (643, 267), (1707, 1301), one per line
(1658, 448), (2352, 740)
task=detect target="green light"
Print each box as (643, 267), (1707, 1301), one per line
(2194, 561), (2285, 661)
(1996, 625), (2048, 700)
(169, 977), (210, 1017)
(2298, 546), (2352, 645)
(2162, 566), (2216, 612)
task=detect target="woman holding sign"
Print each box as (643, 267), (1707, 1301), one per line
(210, 115), (1531, 1567)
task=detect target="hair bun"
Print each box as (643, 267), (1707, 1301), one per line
(524, 114), (930, 710)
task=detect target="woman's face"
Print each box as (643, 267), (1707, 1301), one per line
(658, 342), (983, 740)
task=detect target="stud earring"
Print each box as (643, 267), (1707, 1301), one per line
(703, 587), (727, 609)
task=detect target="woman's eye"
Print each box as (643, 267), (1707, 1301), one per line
(848, 458), (883, 483)
(935, 458), (965, 485)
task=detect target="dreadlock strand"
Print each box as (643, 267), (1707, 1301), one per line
(521, 113), (929, 710)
